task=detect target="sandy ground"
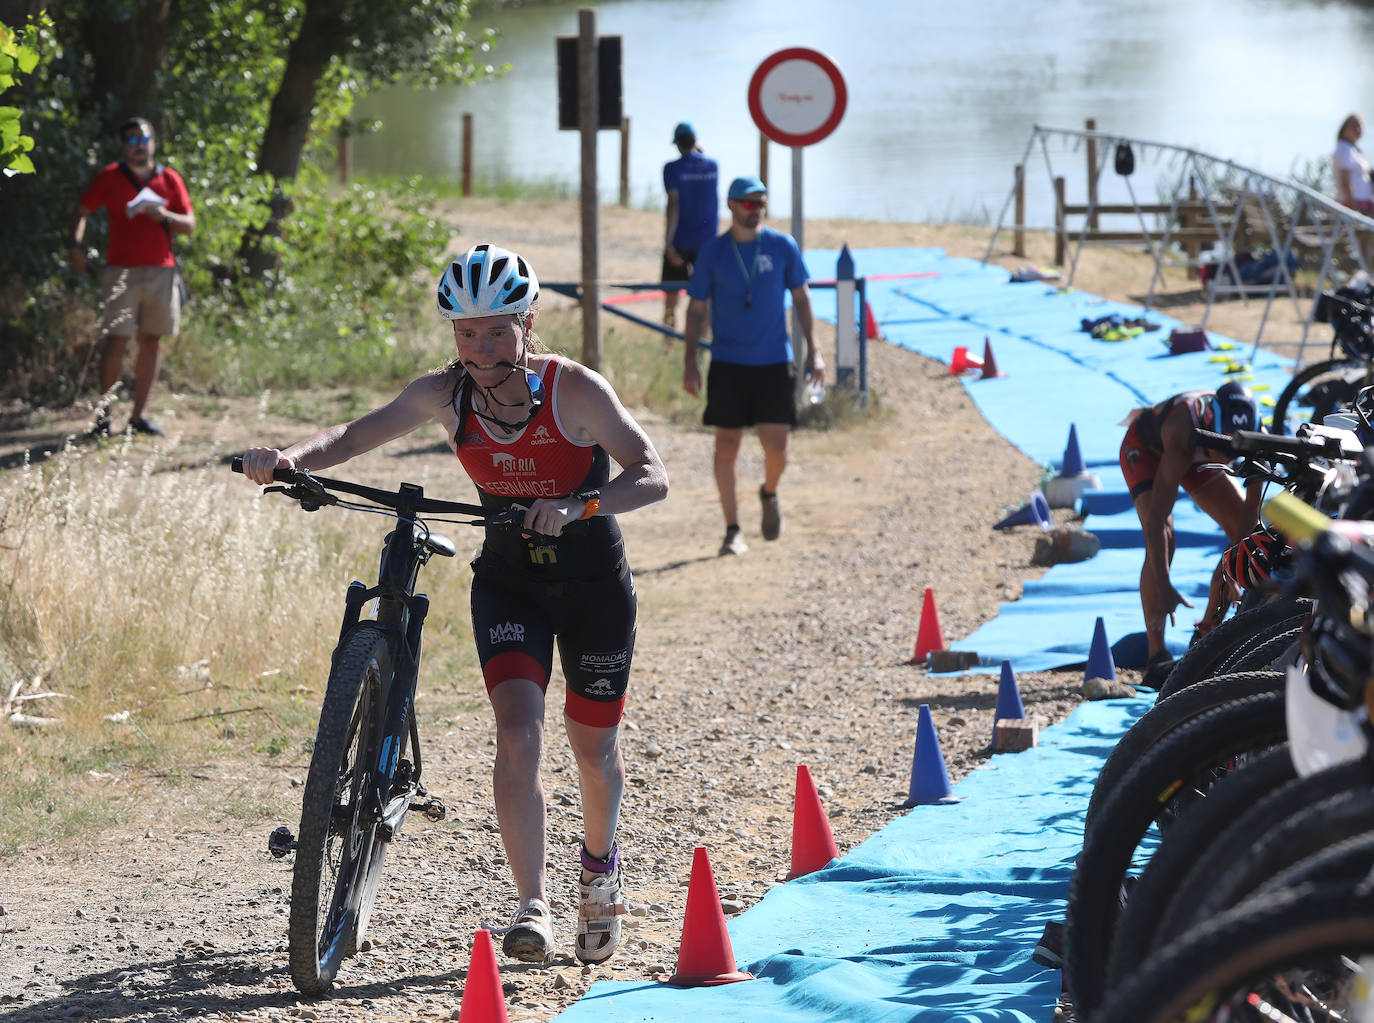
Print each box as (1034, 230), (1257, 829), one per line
(0, 200), (1303, 1021)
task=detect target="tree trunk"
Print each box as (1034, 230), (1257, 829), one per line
(79, 1), (172, 136)
(238, 0), (349, 280)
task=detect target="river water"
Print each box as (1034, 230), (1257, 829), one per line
(352, 0), (1374, 226)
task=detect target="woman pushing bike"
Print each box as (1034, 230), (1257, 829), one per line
(241, 244), (669, 967)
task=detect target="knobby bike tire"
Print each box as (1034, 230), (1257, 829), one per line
(1149, 756), (1374, 958)
(1270, 356), (1372, 435)
(1217, 624), (1304, 676)
(1158, 597), (1308, 700)
(1084, 671), (1284, 831)
(1105, 745), (1297, 991)
(1255, 830), (1374, 899)
(1063, 692), (1288, 1018)
(1157, 777), (1374, 949)
(288, 626), (390, 996)
(1092, 881), (1374, 1023)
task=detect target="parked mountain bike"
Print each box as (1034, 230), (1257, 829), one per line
(1089, 489), (1374, 1023)
(1270, 285), (1374, 435)
(231, 458), (528, 996)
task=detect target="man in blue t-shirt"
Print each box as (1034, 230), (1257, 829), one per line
(683, 175), (824, 557)
(662, 122), (719, 329)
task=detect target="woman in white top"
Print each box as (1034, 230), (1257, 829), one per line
(1334, 113), (1374, 214)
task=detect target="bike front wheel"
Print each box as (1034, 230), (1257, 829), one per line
(1269, 357), (1372, 435)
(288, 626), (391, 996)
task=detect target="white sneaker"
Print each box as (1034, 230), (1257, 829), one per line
(718, 527), (748, 556)
(498, 897), (554, 963)
(576, 862), (627, 963)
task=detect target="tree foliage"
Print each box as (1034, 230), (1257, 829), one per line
(0, 13), (44, 177)
(0, 0), (503, 401)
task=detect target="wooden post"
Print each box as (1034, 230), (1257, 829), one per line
(1013, 163), (1026, 257)
(619, 115), (630, 207)
(1085, 118), (1098, 230)
(461, 113), (473, 197)
(577, 9), (601, 371)
(337, 121), (351, 185)
(1054, 175), (1066, 266)
(759, 131), (769, 187)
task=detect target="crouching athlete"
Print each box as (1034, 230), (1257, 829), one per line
(240, 244), (669, 965)
(1119, 381), (1262, 687)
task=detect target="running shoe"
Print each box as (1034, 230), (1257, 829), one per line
(718, 526), (748, 556)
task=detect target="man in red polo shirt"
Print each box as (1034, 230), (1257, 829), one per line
(70, 117), (196, 436)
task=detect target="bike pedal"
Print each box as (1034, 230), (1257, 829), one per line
(418, 798), (447, 822)
(267, 825), (297, 858)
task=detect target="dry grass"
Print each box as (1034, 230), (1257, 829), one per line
(0, 433), (487, 855)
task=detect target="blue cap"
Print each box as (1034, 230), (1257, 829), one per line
(727, 175), (768, 200)
(672, 121), (695, 141)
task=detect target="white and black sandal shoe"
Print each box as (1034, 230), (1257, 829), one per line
(493, 897), (555, 963)
(576, 847), (628, 964)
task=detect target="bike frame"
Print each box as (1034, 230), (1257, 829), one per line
(330, 482), (439, 843)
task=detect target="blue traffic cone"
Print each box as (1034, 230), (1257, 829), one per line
(1086, 616), (1117, 682)
(1061, 424), (1086, 478)
(992, 660), (1027, 747)
(904, 704), (961, 807)
(993, 491), (1052, 530)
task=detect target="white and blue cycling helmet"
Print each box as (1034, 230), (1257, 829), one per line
(436, 244), (539, 320)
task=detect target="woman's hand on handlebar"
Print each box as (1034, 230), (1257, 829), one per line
(520, 497), (584, 538)
(241, 447), (296, 486)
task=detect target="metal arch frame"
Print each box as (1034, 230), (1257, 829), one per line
(985, 124), (1374, 368)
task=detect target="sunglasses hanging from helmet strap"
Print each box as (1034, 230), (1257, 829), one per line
(468, 363), (546, 433)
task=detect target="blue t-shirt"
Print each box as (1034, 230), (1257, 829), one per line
(686, 227), (808, 366)
(663, 152), (719, 252)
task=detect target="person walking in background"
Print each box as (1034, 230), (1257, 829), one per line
(241, 244), (668, 966)
(1334, 114), (1374, 214)
(70, 116), (195, 437)
(661, 121), (718, 329)
(1119, 382), (1263, 686)
(682, 175), (823, 556)
(1333, 114), (1374, 271)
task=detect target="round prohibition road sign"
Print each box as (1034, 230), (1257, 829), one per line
(747, 48), (847, 148)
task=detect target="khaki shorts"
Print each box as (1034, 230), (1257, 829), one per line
(100, 265), (180, 338)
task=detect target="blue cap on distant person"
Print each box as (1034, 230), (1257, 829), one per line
(728, 175), (768, 200)
(673, 121), (695, 141)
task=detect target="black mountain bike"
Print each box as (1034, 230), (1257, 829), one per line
(231, 458), (523, 996)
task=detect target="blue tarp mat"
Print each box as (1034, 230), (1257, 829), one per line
(805, 247), (1294, 671)
(554, 700), (1149, 1023)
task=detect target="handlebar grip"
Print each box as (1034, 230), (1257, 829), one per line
(1191, 428), (1236, 452)
(229, 455), (303, 483)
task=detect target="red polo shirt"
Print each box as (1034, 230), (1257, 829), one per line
(79, 162), (192, 268)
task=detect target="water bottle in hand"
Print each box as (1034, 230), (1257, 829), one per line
(806, 377), (825, 405)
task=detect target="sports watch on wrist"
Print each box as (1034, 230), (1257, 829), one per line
(575, 489), (601, 520)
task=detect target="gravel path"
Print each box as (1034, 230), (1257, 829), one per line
(1, 200), (1254, 1022)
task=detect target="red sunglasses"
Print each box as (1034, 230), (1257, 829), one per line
(734, 198), (766, 211)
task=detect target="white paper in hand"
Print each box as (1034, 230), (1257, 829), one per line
(126, 186), (166, 218)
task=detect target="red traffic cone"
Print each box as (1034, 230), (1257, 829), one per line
(665, 846), (755, 986)
(458, 929), (509, 1023)
(863, 301), (883, 340)
(785, 764), (839, 880)
(979, 336), (1005, 379)
(949, 345), (985, 375)
(907, 586), (946, 664)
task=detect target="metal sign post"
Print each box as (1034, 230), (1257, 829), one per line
(747, 49), (848, 390)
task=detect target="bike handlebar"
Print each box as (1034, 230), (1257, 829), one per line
(1191, 428), (1356, 461)
(230, 456), (491, 518)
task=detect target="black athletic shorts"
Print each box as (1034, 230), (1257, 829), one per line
(703, 359), (797, 429)
(470, 561), (637, 727)
(661, 249), (697, 284)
